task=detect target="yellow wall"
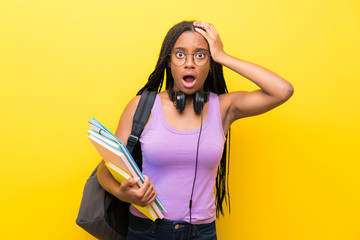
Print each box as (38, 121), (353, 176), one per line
(1, 0), (359, 239)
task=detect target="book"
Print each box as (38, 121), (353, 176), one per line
(88, 134), (131, 174)
(86, 118), (166, 220)
(105, 161), (158, 221)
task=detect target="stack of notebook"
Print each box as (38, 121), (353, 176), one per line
(87, 118), (166, 221)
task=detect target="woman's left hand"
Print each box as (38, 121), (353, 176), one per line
(193, 21), (226, 63)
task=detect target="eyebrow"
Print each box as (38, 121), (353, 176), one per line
(173, 47), (209, 52)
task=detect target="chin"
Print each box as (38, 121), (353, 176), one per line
(182, 88), (203, 95)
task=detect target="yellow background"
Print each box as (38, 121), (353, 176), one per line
(1, 0), (359, 239)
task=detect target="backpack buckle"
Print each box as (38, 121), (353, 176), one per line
(127, 134), (139, 147)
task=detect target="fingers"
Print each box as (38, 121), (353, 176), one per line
(121, 176), (140, 189)
(194, 21), (212, 29)
(139, 175), (157, 206)
(193, 22), (210, 37)
(118, 175), (157, 207)
(121, 175), (156, 207)
(193, 21), (225, 63)
(193, 22), (217, 37)
(194, 21), (220, 44)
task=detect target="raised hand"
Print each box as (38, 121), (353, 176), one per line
(193, 21), (227, 63)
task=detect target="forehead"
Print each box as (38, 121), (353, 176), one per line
(172, 31), (209, 51)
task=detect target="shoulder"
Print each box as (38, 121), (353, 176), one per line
(114, 95), (142, 142)
(123, 95), (142, 117)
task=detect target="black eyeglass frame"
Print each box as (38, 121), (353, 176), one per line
(169, 51), (211, 67)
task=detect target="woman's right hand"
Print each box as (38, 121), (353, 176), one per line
(114, 175), (157, 207)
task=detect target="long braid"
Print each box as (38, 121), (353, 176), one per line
(209, 59), (231, 217)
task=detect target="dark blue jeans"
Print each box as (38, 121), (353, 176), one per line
(126, 213), (217, 240)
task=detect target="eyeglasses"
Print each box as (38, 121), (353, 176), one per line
(169, 51), (211, 67)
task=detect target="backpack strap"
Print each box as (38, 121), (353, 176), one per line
(126, 91), (157, 154)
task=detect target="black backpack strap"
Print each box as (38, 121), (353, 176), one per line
(126, 91), (157, 154)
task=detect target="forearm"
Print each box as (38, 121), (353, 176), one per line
(97, 160), (121, 197)
(216, 53), (294, 100)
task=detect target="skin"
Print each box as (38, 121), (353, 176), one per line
(97, 21), (294, 207)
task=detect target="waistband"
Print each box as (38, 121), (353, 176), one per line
(129, 213), (216, 234)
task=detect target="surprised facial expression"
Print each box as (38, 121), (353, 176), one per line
(169, 31), (210, 95)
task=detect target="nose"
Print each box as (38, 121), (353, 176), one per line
(184, 54), (195, 68)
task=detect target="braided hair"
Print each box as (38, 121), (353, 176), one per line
(137, 20), (231, 217)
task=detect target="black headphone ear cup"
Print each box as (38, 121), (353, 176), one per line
(168, 88), (208, 113)
(176, 91), (186, 112)
(194, 91), (205, 114)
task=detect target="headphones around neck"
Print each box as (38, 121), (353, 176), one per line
(168, 88), (209, 114)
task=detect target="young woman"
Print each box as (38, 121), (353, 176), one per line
(97, 21), (293, 240)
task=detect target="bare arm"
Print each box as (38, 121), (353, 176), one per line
(218, 56), (294, 118)
(96, 96), (157, 207)
(194, 22), (294, 129)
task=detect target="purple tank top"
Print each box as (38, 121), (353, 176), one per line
(130, 92), (226, 224)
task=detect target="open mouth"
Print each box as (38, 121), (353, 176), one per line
(182, 74), (196, 88)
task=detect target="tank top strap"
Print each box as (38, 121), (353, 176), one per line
(151, 94), (162, 120)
